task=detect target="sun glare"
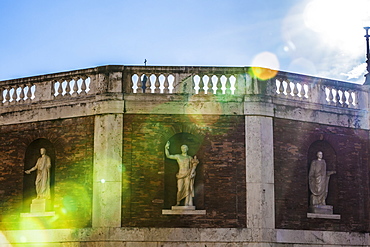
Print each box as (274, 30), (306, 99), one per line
(304, 0), (370, 53)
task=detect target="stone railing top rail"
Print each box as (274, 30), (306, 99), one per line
(0, 65), (367, 109)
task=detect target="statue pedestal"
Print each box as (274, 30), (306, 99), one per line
(307, 205), (340, 219)
(30, 199), (47, 213)
(309, 205), (333, 214)
(20, 198), (55, 217)
(162, 206), (206, 215)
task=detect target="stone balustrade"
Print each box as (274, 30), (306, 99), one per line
(122, 66), (246, 95)
(0, 65), (367, 110)
(271, 71), (365, 109)
(0, 83), (35, 104)
(52, 77), (91, 98)
(0, 66), (99, 106)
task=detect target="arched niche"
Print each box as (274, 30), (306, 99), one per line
(164, 132), (204, 209)
(307, 140), (337, 207)
(23, 138), (56, 212)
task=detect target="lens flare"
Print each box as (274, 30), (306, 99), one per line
(304, 0), (370, 53)
(0, 232), (10, 245)
(250, 52), (279, 80)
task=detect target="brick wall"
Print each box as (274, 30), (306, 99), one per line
(0, 117), (94, 229)
(274, 118), (370, 232)
(122, 114), (246, 228)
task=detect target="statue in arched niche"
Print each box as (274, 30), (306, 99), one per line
(25, 148), (51, 200)
(165, 141), (199, 206)
(309, 151), (336, 207)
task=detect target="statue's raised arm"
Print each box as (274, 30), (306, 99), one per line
(165, 141), (177, 160)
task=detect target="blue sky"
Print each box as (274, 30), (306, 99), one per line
(1, 0), (370, 83)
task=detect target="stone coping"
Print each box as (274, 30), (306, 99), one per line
(307, 212), (341, 220)
(162, 205), (206, 215)
(20, 211), (56, 218)
(0, 228), (369, 245)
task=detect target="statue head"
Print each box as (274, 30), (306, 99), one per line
(181, 145), (188, 154)
(317, 151), (323, 160)
(40, 148), (46, 155)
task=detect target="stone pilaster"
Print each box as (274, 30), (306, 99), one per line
(92, 114), (123, 227)
(245, 102), (275, 230)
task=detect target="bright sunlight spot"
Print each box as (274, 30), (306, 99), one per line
(304, 0), (370, 53)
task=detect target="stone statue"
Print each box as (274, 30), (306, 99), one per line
(25, 148), (51, 199)
(309, 151), (335, 206)
(165, 141), (199, 206)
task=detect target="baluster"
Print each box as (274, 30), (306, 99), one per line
(154, 74), (160, 93)
(335, 89), (341, 106)
(285, 80), (292, 96)
(80, 78), (87, 95)
(5, 87), (10, 104)
(278, 79), (284, 94)
(225, 75), (231, 94)
(19, 85), (25, 102)
(162, 74), (169, 94)
(299, 83), (306, 98)
(148, 74), (155, 93)
(11, 86), (17, 103)
(328, 87), (334, 104)
(142, 74), (149, 93)
(348, 90), (354, 107)
(27, 83), (33, 101)
(207, 75), (213, 94)
(341, 90), (347, 107)
(65, 79), (71, 96)
(292, 82), (299, 97)
(136, 73), (143, 93)
(72, 78), (79, 96)
(198, 75), (205, 94)
(57, 81), (63, 97)
(0, 87), (3, 105)
(144, 75), (152, 94)
(215, 76), (222, 94)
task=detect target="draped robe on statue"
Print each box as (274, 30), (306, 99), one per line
(34, 154), (51, 199)
(176, 157), (196, 203)
(309, 158), (329, 206)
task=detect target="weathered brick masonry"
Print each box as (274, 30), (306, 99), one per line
(0, 117), (94, 229)
(122, 114), (246, 227)
(274, 118), (370, 232)
(1, 66), (370, 245)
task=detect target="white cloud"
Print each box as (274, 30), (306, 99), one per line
(341, 63), (367, 80)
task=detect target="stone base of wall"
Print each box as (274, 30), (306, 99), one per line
(1, 228), (369, 246)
